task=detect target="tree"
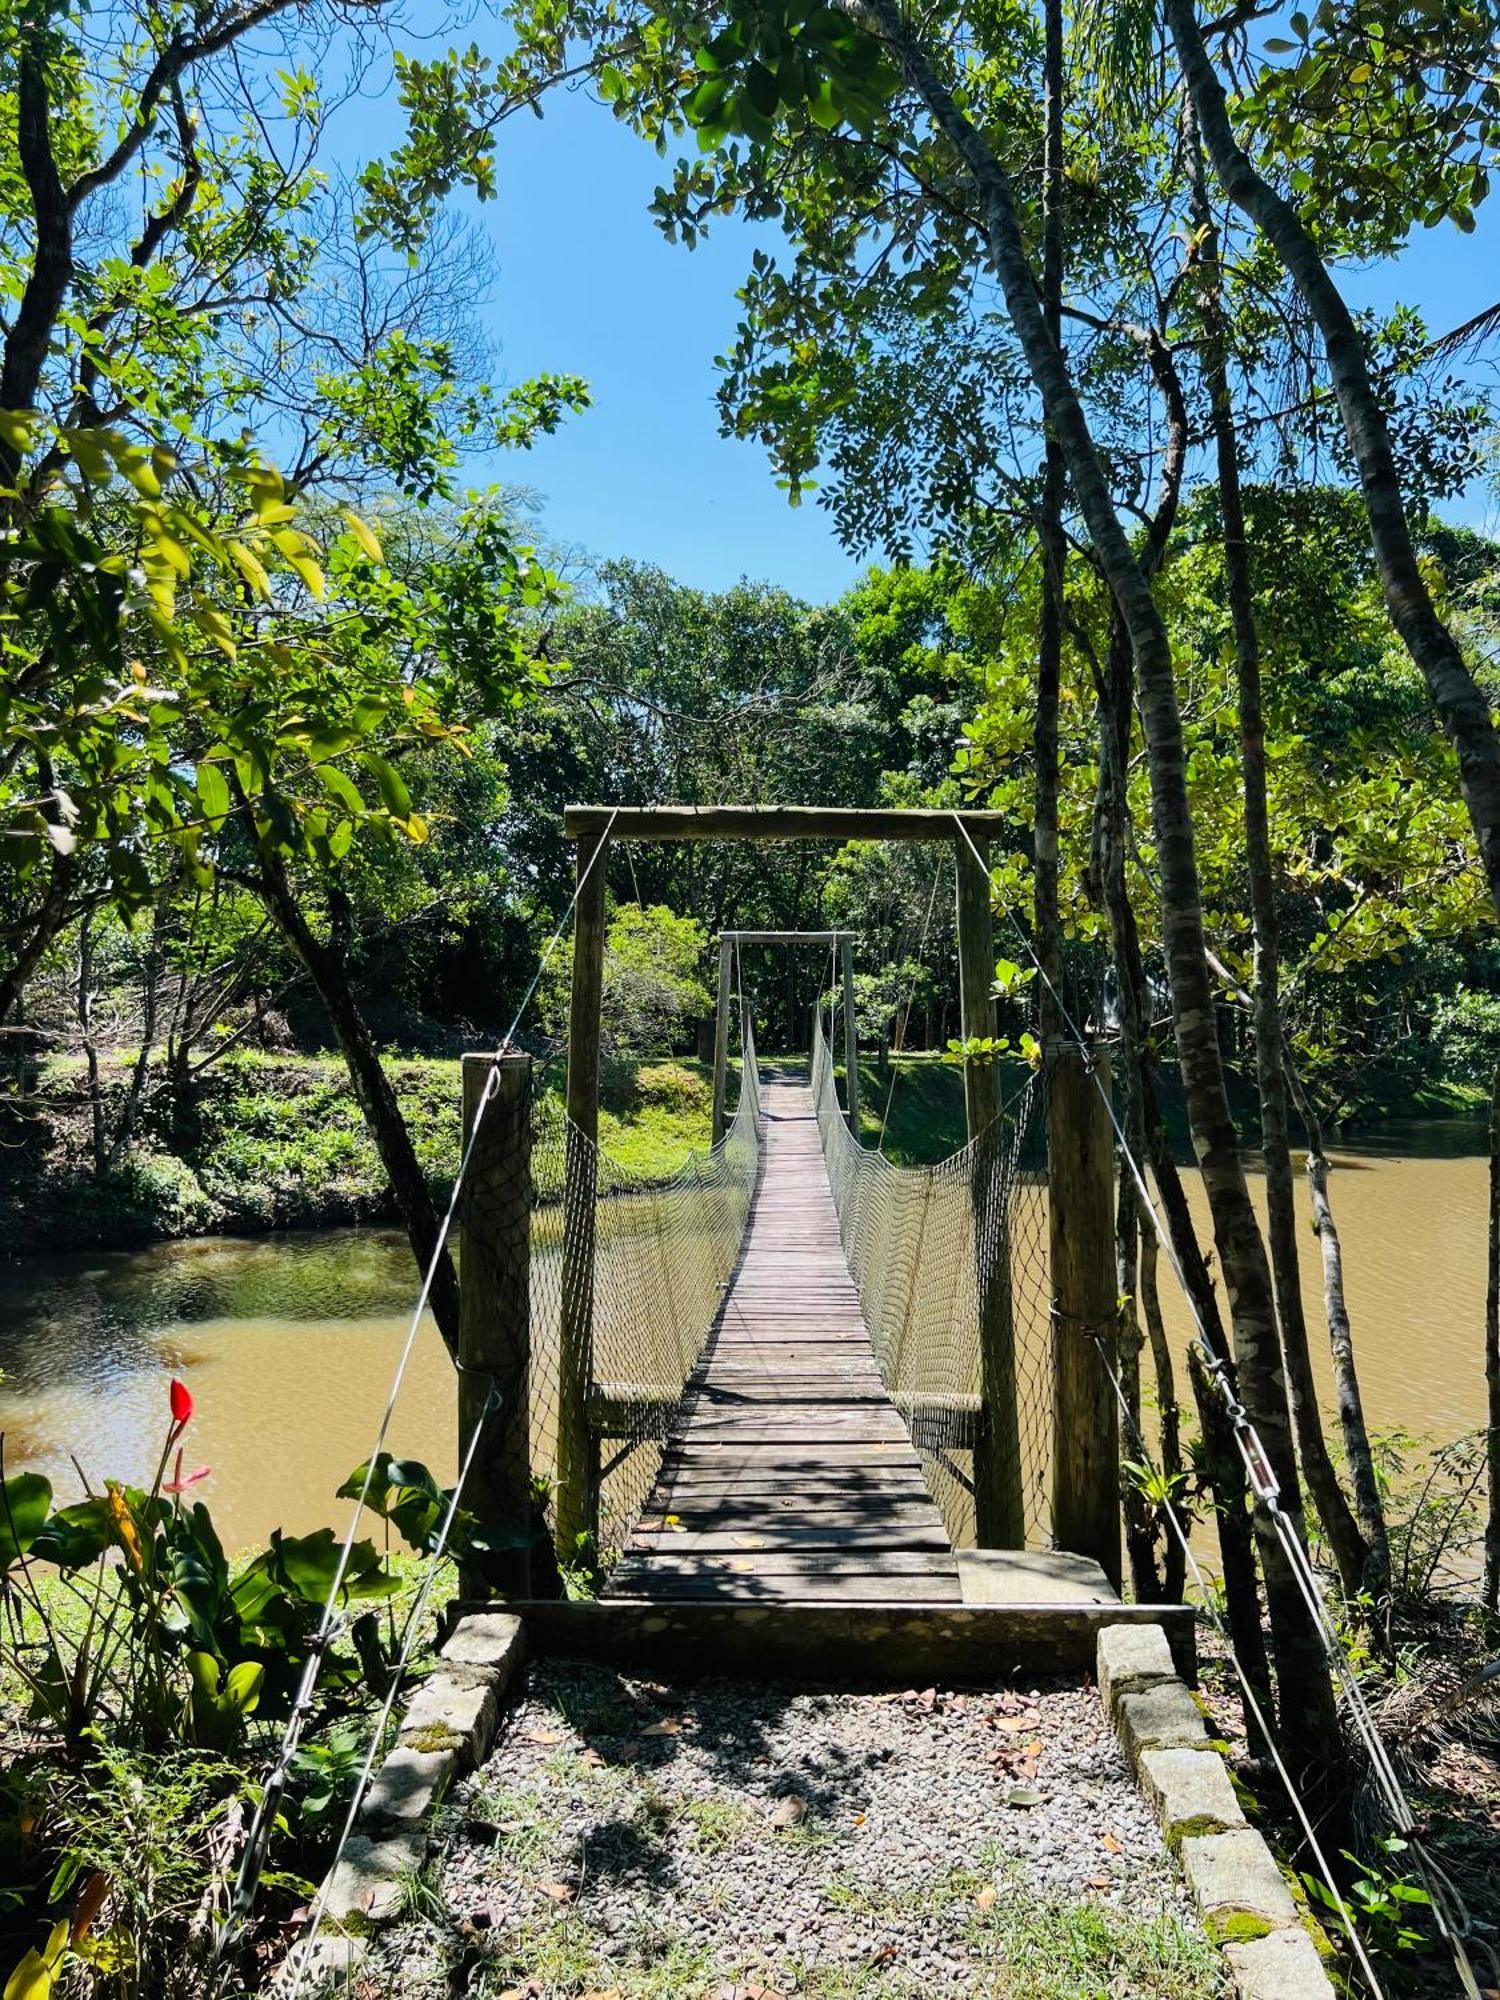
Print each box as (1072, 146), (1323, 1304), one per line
(540, 903), (712, 1056)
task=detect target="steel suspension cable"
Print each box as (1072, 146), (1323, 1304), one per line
(948, 811), (1481, 1997)
(213, 808), (620, 1980)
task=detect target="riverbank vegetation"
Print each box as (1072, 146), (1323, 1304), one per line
(2, 0), (1500, 1990)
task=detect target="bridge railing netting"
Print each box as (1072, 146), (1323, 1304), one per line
(811, 1013), (1054, 1548)
(522, 1022), (762, 1567)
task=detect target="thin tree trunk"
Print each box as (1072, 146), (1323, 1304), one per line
(846, 0), (1338, 1788)
(1485, 1061), (1500, 1613)
(106, 900), (168, 1171)
(1286, 1069), (1391, 1596)
(251, 847), (461, 1357)
(76, 910), (107, 1174)
(1091, 625), (1266, 1687)
(1188, 122), (1369, 1600)
(1138, 1222), (1187, 1601)
(1033, 0), (1065, 1037)
(1165, 0), (1500, 922)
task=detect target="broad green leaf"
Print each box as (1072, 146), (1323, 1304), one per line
(317, 765), (365, 815)
(227, 539), (272, 601)
(361, 753), (412, 818)
(196, 762), (231, 825)
(342, 510), (385, 564)
(0, 1473), (52, 1571)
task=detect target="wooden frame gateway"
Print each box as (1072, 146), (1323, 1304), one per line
(556, 804), (1030, 1557)
(711, 930), (859, 1141)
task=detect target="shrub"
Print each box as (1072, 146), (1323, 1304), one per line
(634, 1062), (709, 1112)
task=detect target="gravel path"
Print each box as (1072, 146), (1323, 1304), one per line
(364, 1661), (1227, 2000)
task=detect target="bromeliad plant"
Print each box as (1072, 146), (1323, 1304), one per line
(0, 1382), (493, 1997)
(0, 1379), (406, 1753)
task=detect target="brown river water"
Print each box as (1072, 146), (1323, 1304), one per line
(0, 1123), (1490, 1554)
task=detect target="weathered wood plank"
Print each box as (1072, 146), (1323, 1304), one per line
(605, 1069), (962, 1604)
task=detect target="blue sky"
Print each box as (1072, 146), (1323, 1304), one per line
(395, 78), (1499, 604)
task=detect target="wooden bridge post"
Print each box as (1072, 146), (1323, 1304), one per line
(840, 933), (860, 1137)
(1048, 1042), (1121, 1589)
(955, 830), (1025, 1547)
(559, 825), (608, 1561)
(458, 1051), (533, 1598)
(711, 936), (732, 1145)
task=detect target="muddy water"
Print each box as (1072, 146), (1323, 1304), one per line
(1157, 1128), (1491, 1450)
(0, 1126), (1491, 1553)
(0, 1231), (458, 1552)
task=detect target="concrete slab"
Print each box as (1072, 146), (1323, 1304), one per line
(957, 1548), (1119, 1606)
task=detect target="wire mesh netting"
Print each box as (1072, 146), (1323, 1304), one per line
(811, 1012), (1054, 1548)
(520, 1021), (763, 1568)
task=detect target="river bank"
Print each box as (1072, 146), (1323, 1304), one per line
(0, 1048), (722, 1257)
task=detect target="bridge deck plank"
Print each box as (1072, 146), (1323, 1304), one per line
(606, 1071), (961, 1605)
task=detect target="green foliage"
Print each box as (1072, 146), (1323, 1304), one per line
(1302, 1838), (1435, 1959)
(0, 1372), (463, 1995)
(541, 903), (712, 1056)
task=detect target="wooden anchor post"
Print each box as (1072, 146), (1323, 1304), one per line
(458, 1050), (533, 1598)
(840, 932), (860, 1137)
(1048, 1041), (1121, 1588)
(954, 830), (1025, 1546)
(711, 936), (733, 1146)
(558, 824), (609, 1562)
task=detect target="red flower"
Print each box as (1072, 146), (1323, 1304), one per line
(163, 1448), (211, 1496)
(169, 1377), (194, 1428)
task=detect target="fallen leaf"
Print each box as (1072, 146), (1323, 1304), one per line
(995, 1716), (1035, 1734)
(1088, 1875), (1112, 1890)
(1024, 1739), (1044, 1758)
(664, 1514), (685, 1531)
(850, 1811), (867, 1826)
(524, 1728), (565, 1745)
(975, 1885), (997, 1912)
(540, 1881), (574, 1903)
(1102, 1832), (1124, 1855)
(769, 1793), (807, 1828)
(641, 1717), (684, 1738)
(1006, 1785), (1042, 1808)
(579, 1747), (605, 1768)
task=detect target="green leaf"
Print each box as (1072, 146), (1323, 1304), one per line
(4, 1919), (69, 2000)
(29, 1498), (111, 1570)
(361, 753), (412, 818)
(342, 509), (385, 564)
(0, 1473), (52, 1571)
(196, 762), (231, 826)
(317, 765), (365, 815)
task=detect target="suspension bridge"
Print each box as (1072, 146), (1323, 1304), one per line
(454, 805), (1192, 1674)
(254, 802), (1468, 2000)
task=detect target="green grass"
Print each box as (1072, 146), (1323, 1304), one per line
(0, 1048), (718, 1254)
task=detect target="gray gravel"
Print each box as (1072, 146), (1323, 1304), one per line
(363, 1662), (1226, 1999)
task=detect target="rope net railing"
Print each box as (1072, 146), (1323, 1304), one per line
(810, 1010), (1053, 1547)
(521, 1018), (762, 1568)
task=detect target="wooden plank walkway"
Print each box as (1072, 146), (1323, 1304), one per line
(607, 1070), (962, 1603)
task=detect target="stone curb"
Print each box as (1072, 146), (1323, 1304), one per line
(276, 1610), (526, 1991)
(1096, 1622), (1335, 2000)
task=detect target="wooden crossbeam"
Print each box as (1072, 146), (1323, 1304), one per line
(564, 804), (1008, 842)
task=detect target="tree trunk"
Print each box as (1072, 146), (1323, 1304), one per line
(76, 909), (107, 1174)
(1165, 0), (1500, 922)
(1287, 1071), (1391, 1597)
(252, 848), (461, 1357)
(1091, 630), (1265, 1686)
(1485, 1062), (1500, 1614)
(1188, 123), (1370, 1601)
(1033, 0), (1065, 1039)
(1138, 1222), (1187, 1601)
(848, 0), (1338, 1786)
